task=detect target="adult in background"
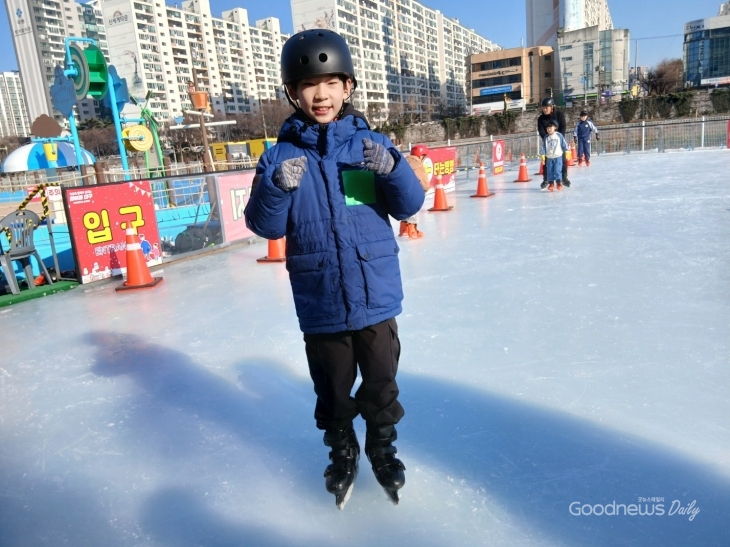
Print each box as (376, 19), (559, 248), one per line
(536, 97), (570, 187)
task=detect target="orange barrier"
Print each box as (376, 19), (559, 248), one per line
(471, 162), (495, 198)
(534, 160), (544, 176)
(116, 228), (163, 291)
(257, 237), (286, 263)
(427, 174), (453, 212)
(513, 153), (532, 183)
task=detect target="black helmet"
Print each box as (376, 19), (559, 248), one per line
(281, 29), (357, 89)
(541, 97), (555, 107)
(546, 119), (559, 128)
(580, 110), (588, 116)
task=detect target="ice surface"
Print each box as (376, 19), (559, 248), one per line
(1, 149), (729, 546)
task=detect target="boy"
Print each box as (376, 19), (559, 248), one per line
(244, 29), (425, 509)
(537, 97), (570, 187)
(400, 144), (431, 239)
(541, 119), (570, 191)
(573, 110), (600, 166)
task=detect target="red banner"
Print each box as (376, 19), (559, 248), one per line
(422, 146), (457, 193)
(492, 140), (505, 175)
(216, 170), (256, 243)
(64, 180), (162, 284)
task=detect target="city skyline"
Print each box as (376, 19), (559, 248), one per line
(2, 0), (724, 73)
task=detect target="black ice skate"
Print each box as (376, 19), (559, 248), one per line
(365, 425), (406, 505)
(540, 181), (549, 190)
(323, 425), (360, 509)
(563, 179), (571, 187)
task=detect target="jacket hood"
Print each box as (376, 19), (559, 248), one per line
(277, 104), (371, 152)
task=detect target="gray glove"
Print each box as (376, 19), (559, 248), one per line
(273, 156), (307, 192)
(363, 138), (395, 176)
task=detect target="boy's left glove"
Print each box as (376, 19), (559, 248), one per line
(363, 138), (395, 175)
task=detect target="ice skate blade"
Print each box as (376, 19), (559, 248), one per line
(335, 480), (355, 510)
(382, 486), (400, 505)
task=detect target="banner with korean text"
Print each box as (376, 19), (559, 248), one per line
(63, 180), (162, 284)
(421, 146), (457, 195)
(216, 170), (256, 243)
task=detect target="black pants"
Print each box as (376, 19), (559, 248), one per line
(303, 318), (404, 432)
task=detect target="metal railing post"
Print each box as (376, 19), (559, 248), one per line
(642, 121), (645, 152)
(701, 116), (705, 149)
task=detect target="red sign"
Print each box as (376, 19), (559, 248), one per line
(64, 180), (162, 284)
(421, 146), (457, 193)
(492, 140), (505, 175)
(217, 170), (256, 243)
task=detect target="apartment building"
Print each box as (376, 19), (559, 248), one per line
(467, 46), (555, 114)
(100, 0), (288, 122)
(291, 0), (499, 121)
(526, 0), (614, 48)
(557, 25), (629, 104)
(5, 0), (110, 126)
(0, 71), (31, 137)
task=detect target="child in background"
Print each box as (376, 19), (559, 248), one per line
(244, 29), (425, 509)
(573, 110), (600, 166)
(541, 119), (570, 192)
(400, 144), (431, 238)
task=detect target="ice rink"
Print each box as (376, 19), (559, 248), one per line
(1, 149), (729, 546)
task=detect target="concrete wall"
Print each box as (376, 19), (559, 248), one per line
(393, 92), (716, 144)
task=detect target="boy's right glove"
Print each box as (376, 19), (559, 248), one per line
(541, 155), (546, 164)
(273, 156), (307, 192)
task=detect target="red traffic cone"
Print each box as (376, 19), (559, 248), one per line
(257, 237), (286, 263)
(428, 174), (453, 212)
(513, 153), (532, 183)
(116, 228), (163, 291)
(534, 160), (544, 176)
(471, 162), (494, 198)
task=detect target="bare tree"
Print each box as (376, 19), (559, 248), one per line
(639, 59), (684, 96)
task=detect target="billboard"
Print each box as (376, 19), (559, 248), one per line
(64, 180), (162, 284)
(217, 171), (256, 243)
(421, 147), (457, 194)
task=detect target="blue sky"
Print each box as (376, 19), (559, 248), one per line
(0, 0), (723, 73)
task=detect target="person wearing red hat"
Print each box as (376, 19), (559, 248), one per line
(401, 144), (431, 238)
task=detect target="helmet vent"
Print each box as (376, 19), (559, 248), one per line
(319, 53), (328, 63)
(300, 56), (309, 65)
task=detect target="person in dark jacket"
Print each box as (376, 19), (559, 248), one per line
(244, 29), (425, 509)
(572, 110), (600, 165)
(537, 97), (570, 186)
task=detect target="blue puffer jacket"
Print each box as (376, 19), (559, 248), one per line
(244, 107), (425, 334)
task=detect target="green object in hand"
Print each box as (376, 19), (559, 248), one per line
(342, 170), (376, 206)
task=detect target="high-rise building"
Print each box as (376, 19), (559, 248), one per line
(5, 0), (111, 127)
(684, 6), (730, 88)
(0, 71), (31, 137)
(526, 0), (613, 49)
(99, 0), (288, 122)
(291, 0), (499, 121)
(557, 25), (629, 104)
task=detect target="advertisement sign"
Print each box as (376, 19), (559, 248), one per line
(702, 76), (730, 86)
(480, 85), (514, 96)
(492, 140), (505, 175)
(421, 147), (457, 194)
(217, 171), (256, 243)
(64, 180), (162, 284)
(471, 99), (525, 115)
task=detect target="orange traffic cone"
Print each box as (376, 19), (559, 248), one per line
(257, 237), (286, 263)
(513, 153), (532, 183)
(566, 144), (575, 167)
(428, 174), (453, 212)
(471, 162), (494, 198)
(534, 160), (544, 176)
(506, 149), (513, 163)
(116, 228), (163, 291)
